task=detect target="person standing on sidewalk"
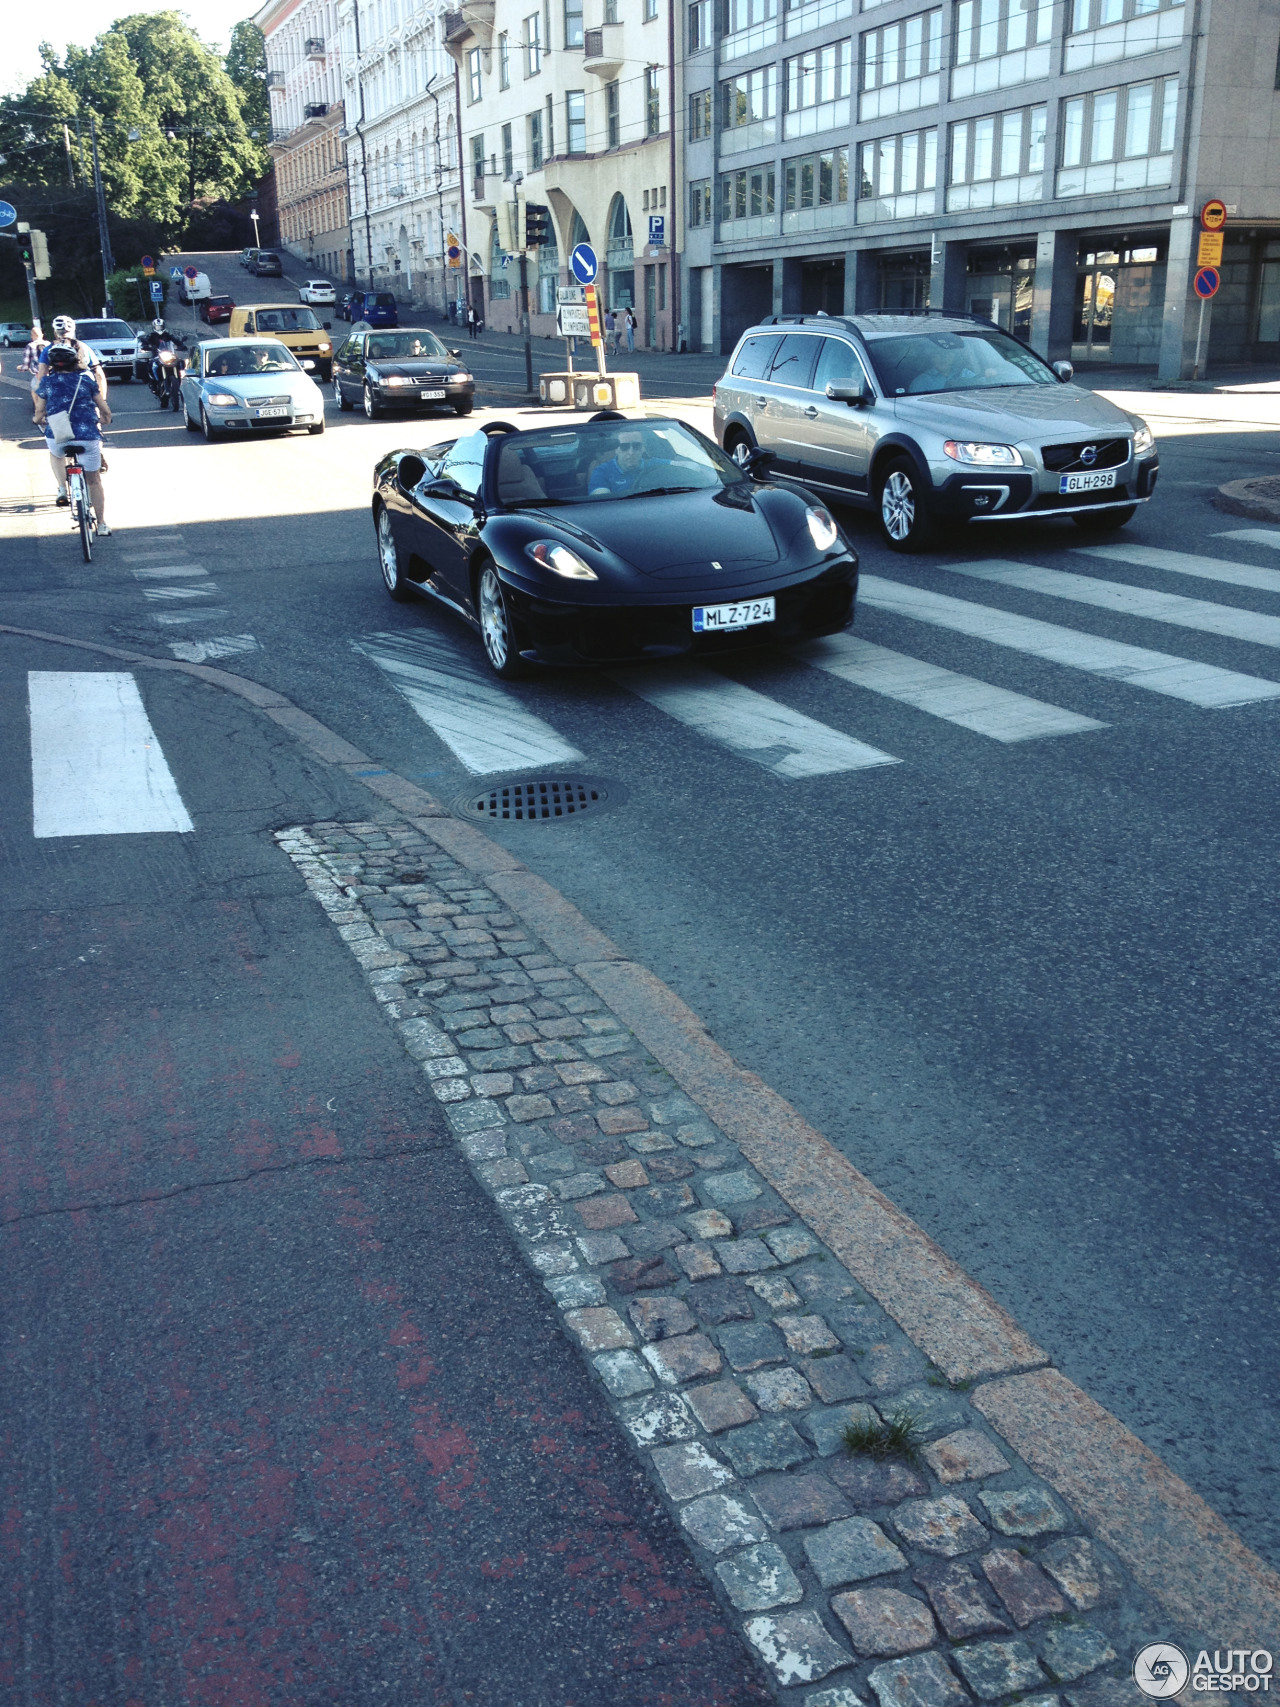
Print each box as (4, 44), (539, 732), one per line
(625, 307), (636, 354)
(466, 303), (478, 339)
(21, 323), (45, 389)
(604, 308), (616, 355)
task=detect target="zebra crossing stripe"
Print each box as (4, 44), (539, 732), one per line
(355, 633), (583, 774)
(611, 663), (899, 777)
(795, 633), (1105, 742)
(1215, 529), (1280, 554)
(28, 672), (193, 838)
(1082, 542), (1280, 597)
(858, 575), (1280, 708)
(947, 560), (1280, 652)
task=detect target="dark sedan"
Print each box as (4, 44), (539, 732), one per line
(371, 415), (857, 677)
(335, 327), (475, 418)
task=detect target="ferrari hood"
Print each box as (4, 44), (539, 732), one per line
(552, 488), (784, 579)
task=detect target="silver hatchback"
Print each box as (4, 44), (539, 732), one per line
(713, 312), (1159, 552)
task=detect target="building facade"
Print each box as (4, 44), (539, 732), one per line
(446, 0), (683, 350)
(688, 0), (1280, 376)
(336, 0), (464, 315)
(257, 0), (351, 281)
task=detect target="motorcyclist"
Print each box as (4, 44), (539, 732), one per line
(142, 319), (188, 392)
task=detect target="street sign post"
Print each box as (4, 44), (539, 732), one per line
(170, 266), (182, 280)
(556, 304), (591, 338)
(1201, 198), (1227, 231)
(557, 286), (585, 304)
(141, 254), (155, 276)
(1197, 231), (1224, 268)
(1192, 266), (1220, 380)
(647, 215), (665, 248)
(570, 243), (598, 285)
(150, 280), (164, 302)
(184, 266), (198, 280)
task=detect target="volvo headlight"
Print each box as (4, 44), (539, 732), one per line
(207, 391), (238, 406)
(526, 540), (597, 580)
(806, 505), (840, 552)
(943, 441), (1024, 466)
(1132, 421), (1155, 455)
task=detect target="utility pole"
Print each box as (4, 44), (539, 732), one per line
(88, 111), (115, 313)
(512, 172), (533, 397)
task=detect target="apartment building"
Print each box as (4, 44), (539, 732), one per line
(337, 0), (465, 313)
(445, 0), (682, 349)
(257, 0), (350, 281)
(689, 0), (1280, 377)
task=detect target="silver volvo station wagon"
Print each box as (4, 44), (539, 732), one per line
(712, 311), (1159, 552)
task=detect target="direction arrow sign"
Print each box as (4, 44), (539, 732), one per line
(1193, 266), (1220, 299)
(570, 243), (598, 285)
(0, 201), (18, 228)
(556, 304), (592, 338)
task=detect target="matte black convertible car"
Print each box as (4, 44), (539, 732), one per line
(371, 415), (858, 676)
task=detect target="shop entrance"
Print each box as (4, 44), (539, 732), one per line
(966, 249), (1035, 341)
(801, 258), (844, 315)
(1073, 239), (1165, 365)
(879, 251), (930, 310)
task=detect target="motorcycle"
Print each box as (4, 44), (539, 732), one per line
(152, 347), (186, 411)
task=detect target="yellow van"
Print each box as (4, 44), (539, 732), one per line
(227, 304), (334, 379)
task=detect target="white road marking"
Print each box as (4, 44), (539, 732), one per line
(168, 635), (260, 662)
(611, 664), (899, 777)
(131, 564), (209, 579)
(948, 559), (1280, 651)
(150, 609), (231, 625)
(28, 672), (193, 838)
(1216, 529), (1280, 552)
(1081, 542), (1280, 596)
(858, 574), (1280, 708)
(795, 633), (1106, 742)
(356, 632), (583, 774)
(142, 586), (218, 601)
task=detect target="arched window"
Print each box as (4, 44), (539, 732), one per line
(605, 196), (634, 312)
(489, 219), (511, 299)
(569, 210), (590, 250)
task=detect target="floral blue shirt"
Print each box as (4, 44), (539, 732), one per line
(36, 370), (103, 443)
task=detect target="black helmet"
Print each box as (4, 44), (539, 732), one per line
(46, 344), (80, 371)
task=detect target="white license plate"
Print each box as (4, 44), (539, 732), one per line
(256, 406), (289, 419)
(693, 597), (776, 634)
(419, 389), (447, 400)
(1060, 469), (1116, 494)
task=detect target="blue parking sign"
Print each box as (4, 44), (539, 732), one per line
(648, 215), (665, 246)
(150, 280), (164, 301)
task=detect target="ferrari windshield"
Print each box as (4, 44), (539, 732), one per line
(366, 331), (449, 360)
(866, 328), (1056, 396)
(493, 420), (741, 507)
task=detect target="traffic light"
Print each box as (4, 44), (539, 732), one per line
(495, 199), (519, 256)
(31, 230), (50, 280)
(523, 203), (551, 248)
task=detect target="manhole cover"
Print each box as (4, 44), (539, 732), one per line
(458, 778), (611, 823)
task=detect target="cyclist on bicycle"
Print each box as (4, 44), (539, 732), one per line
(36, 315), (106, 388)
(33, 342), (113, 534)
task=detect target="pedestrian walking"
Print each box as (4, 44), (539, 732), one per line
(625, 307), (636, 354)
(21, 322), (45, 388)
(604, 308), (616, 354)
(466, 303), (478, 339)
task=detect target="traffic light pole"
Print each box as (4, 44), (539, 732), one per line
(9, 227), (43, 328)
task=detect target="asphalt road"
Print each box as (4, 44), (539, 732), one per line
(3, 271), (1279, 1686)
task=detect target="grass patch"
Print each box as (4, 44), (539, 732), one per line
(843, 1407), (923, 1464)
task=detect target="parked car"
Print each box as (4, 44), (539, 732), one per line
(180, 338), (326, 440)
(333, 327), (474, 417)
(371, 416), (856, 677)
(300, 279), (336, 307)
(72, 317), (143, 382)
(713, 311), (1160, 551)
(240, 248), (258, 268)
(177, 271), (212, 305)
(252, 251), (283, 277)
(342, 289), (398, 326)
(1, 321), (30, 347)
(200, 294), (235, 325)
(227, 304), (334, 379)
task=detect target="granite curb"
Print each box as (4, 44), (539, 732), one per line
(1214, 477), (1280, 521)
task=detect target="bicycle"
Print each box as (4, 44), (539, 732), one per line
(62, 443), (94, 562)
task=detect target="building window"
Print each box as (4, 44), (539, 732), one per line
(502, 122), (514, 179)
(566, 90), (586, 154)
(689, 89), (712, 140)
(689, 178), (713, 225)
(952, 0), (1053, 99)
(860, 10), (942, 120)
(565, 0), (584, 49)
(1058, 76), (1177, 195)
(528, 109), (544, 169)
(783, 40), (852, 137)
(524, 12), (542, 74)
(782, 144), (849, 231)
(949, 103), (1046, 209)
(645, 0), (659, 16)
(546, 94), (555, 156)
(689, 0), (712, 51)
(606, 80), (621, 147)
(498, 32), (510, 89)
(471, 133), (485, 199)
(725, 0), (777, 32)
(720, 65), (778, 153)
(645, 67), (661, 136)
(467, 48), (483, 104)
(857, 125), (937, 221)
(719, 164), (776, 228)
(1072, 0), (1183, 26)
(605, 0), (619, 18)
(1065, 0), (1186, 71)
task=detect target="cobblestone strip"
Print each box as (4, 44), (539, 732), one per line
(277, 818), (1165, 1705)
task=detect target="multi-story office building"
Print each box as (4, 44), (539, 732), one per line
(445, 0), (682, 349)
(257, 0), (350, 281)
(688, 0), (1280, 376)
(337, 0), (465, 313)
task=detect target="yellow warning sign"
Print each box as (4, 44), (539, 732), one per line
(1197, 231), (1224, 268)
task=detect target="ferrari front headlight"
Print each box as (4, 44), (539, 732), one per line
(806, 505), (840, 552)
(526, 540), (597, 580)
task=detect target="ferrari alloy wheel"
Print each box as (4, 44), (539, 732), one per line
(335, 378), (353, 412)
(878, 458), (934, 553)
(376, 505), (411, 601)
(477, 564), (524, 678)
(364, 383), (382, 419)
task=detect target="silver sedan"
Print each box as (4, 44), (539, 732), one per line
(180, 338), (327, 441)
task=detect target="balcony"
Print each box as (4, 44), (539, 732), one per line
(443, 0), (494, 53)
(304, 36), (325, 57)
(265, 69), (285, 89)
(583, 23), (623, 78)
(303, 102), (329, 119)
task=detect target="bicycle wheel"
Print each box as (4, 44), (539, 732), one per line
(73, 479), (93, 562)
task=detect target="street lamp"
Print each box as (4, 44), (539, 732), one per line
(250, 208), (261, 248)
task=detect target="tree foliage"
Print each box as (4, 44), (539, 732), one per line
(0, 12), (269, 241)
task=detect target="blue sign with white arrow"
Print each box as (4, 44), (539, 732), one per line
(570, 243), (598, 285)
(0, 201), (17, 228)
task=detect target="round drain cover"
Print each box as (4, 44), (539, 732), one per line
(460, 778), (610, 823)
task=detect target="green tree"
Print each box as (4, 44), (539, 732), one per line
(226, 20), (269, 141)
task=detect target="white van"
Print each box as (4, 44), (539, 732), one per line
(177, 272), (212, 305)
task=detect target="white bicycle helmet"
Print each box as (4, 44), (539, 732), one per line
(52, 314), (76, 337)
